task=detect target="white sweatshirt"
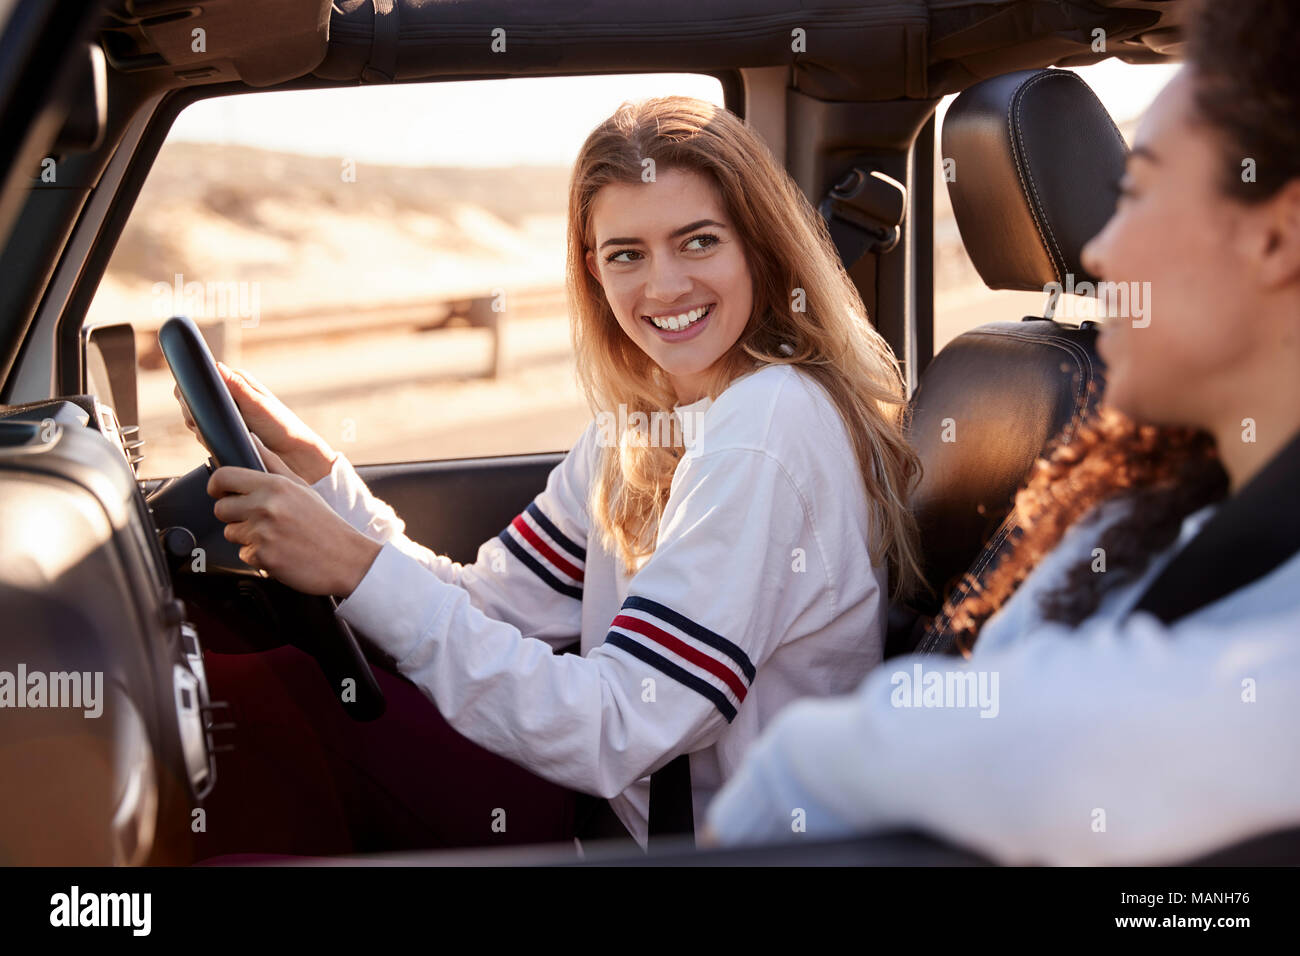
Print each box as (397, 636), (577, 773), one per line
(310, 363), (888, 846)
(705, 496), (1300, 864)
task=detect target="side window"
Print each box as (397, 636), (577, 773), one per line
(933, 61), (1179, 351)
(89, 74), (727, 479)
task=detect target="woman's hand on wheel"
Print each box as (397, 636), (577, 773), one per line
(207, 436), (382, 598)
(174, 360), (337, 485)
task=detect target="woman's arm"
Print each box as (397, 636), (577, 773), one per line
(311, 423), (598, 652)
(332, 445), (836, 799)
(183, 365), (590, 651)
(705, 607), (1300, 864)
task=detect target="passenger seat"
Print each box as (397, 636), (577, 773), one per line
(887, 68), (1128, 657)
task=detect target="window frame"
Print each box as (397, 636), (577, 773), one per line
(37, 70), (740, 469)
(53, 69), (745, 401)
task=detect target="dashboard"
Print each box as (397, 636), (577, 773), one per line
(0, 393), (214, 865)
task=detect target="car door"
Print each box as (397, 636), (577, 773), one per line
(357, 454), (558, 567)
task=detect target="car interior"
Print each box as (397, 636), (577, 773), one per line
(3, 0), (1297, 866)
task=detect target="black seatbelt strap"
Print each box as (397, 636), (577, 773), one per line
(850, 251), (879, 333)
(361, 0), (399, 84)
(1131, 429), (1300, 625)
(648, 752), (694, 848)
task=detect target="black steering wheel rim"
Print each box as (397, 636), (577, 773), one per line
(158, 315), (266, 473)
(158, 314), (386, 721)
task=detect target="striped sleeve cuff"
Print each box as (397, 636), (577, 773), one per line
(497, 501), (586, 600)
(604, 594), (756, 723)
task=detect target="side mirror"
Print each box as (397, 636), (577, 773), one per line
(82, 321), (139, 431)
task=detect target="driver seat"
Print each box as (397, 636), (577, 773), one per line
(887, 68), (1128, 656)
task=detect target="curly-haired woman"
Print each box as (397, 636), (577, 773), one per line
(705, 0), (1300, 864)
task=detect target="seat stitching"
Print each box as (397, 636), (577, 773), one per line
(1054, 68), (1132, 159)
(961, 327), (1098, 410)
(956, 333), (1096, 417)
(1009, 72), (1071, 282)
(922, 518), (1013, 650)
(919, 517), (1015, 653)
(1042, 69), (1130, 161)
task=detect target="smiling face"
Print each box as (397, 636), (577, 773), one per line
(1080, 68), (1279, 430)
(584, 166), (755, 405)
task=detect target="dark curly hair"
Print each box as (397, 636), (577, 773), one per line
(1187, 0), (1300, 203)
(945, 0), (1300, 649)
(946, 407), (1228, 648)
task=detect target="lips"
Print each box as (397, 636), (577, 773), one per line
(641, 302), (715, 332)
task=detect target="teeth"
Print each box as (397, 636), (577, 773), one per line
(647, 304), (711, 331)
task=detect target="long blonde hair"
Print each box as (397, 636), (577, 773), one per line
(565, 95), (923, 600)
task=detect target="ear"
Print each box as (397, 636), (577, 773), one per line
(1258, 178), (1300, 289)
(585, 249), (600, 282)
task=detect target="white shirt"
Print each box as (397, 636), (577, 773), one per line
(706, 496), (1300, 863)
(311, 363), (888, 846)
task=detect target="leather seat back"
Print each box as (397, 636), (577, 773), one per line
(888, 68), (1127, 655)
(907, 319), (1103, 618)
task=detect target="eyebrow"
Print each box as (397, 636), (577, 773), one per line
(598, 219), (727, 250)
(1128, 145), (1160, 166)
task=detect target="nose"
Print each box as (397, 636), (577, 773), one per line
(1080, 217), (1113, 280)
(643, 253), (693, 306)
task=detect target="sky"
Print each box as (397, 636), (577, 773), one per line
(167, 61), (1181, 168)
(167, 73), (729, 167)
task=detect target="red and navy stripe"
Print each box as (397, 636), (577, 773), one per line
(604, 594), (755, 722)
(497, 501), (586, 600)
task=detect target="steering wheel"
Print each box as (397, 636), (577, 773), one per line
(158, 314), (386, 721)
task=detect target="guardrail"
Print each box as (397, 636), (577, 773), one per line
(134, 284), (569, 380)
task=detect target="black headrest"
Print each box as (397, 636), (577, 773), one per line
(942, 69), (1129, 292)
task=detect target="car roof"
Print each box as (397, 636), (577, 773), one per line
(102, 0), (1188, 100)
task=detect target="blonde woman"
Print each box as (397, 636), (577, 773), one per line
(194, 96), (922, 848)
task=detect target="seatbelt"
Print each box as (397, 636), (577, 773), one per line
(817, 167), (906, 269)
(1131, 429), (1300, 625)
(648, 752), (694, 848)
